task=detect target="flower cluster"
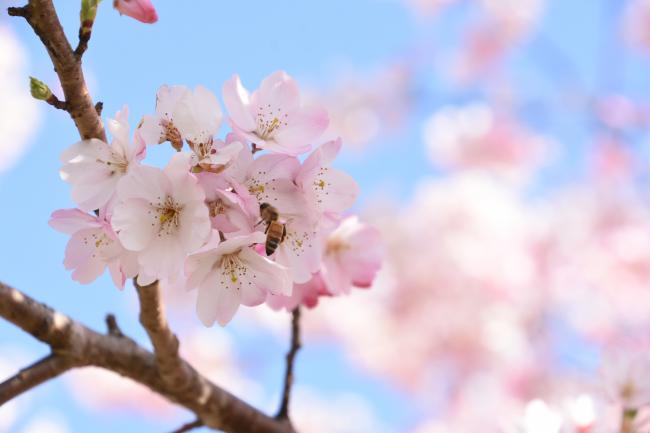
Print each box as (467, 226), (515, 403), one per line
(50, 71), (382, 326)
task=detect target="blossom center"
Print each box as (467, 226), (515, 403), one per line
(219, 253), (248, 287)
(154, 196), (184, 235)
(256, 105), (289, 139)
(621, 380), (637, 401)
(161, 119), (183, 151)
(326, 237), (350, 255)
(207, 199), (226, 217)
(97, 154), (129, 176)
(82, 231), (114, 258)
(189, 136), (214, 160)
(285, 227), (314, 257)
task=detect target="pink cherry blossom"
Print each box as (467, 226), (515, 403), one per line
(206, 137), (325, 284)
(60, 106), (145, 212)
(190, 138), (242, 174)
(138, 85), (187, 149)
(320, 216), (382, 295)
(139, 85), (222, 152)
(197, 173), (257, 236)
(223, 71), (329, 155)
(225, 150), (306, 216)
(111, 153), (211, 284)
(185, 231), (292, 326)
(423, 103), (550, 181)
(49, 208), (138, 288)
(295, 138), (359, 222)
(173, 85), (222, 146)
(113, 0), (158, 24)
(266, 272), (330, 311)
(273, 216), (324, 283)
(600, 348), (650, 410)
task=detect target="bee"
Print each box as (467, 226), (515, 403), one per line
(259, 202), (286, 256)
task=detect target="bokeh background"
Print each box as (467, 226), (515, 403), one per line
(3, 0), (650, 432)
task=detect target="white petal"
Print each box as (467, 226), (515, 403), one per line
(196, 269), (241, 327)
(111, 199), (156, 251)
(240, 247), (293, 296)
(223, 75), (256, 132)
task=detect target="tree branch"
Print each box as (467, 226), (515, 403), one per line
(105, 313), (124, 337)
(169, 419), (204, 433)
(276, 307), (302, 420)
(134, 279), (190, 390)
(8, 0), (106, 141)
(0, 281), (295, 433)
(0, 354), (77, 405)
(45, 93), (68, 110)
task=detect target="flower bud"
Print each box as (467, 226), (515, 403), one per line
(80, 0), (100, 26)
(29, 77), (52, 101)
(113, 0), (158, 24)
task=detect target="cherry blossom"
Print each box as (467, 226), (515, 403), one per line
(49, 208), (138, 288)
(320, 216), (382, 295)
(190, 138), (242, 174)
(295, 138), (359, 222)
(113, 0), (158, 24)
(138, 85), (189, 150)
(142, 85), (222, 155)
(226, 151), (304, 214)
(198, 173), (257, 236)
(173, 85), (223, 148)
(185, 231), (292, 326)
(266, 272), (330, 311)
(423, 103), (550, 181)
(600, 349), (650, 410)
(111, 153), (211, 284)
(272, 217), (324, 284)
(60, 106), (145, 212)
(50, 73), (373, 329)
(223, 71), (329, 155)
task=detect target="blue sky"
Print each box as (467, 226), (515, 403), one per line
(2, 0), (650, 432)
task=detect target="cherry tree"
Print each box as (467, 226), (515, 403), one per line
(0, 1), (381, 432)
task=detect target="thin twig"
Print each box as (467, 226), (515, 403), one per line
(105, 313), (124, 337)
(0, 354), (76, 405)
(7, 6), (30, 17)
(169, 419), (204, 433)
(46, 93), (67, 110)
(276, 307), (302, 420)
(74, 20), (93, 58)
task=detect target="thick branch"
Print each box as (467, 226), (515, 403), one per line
(134, 280), (189, 390)
(276, 307), (302, 420)
(0, 281), (295, 433)
(0, 354), (76, 405)
(9, 0), (106, 141)
(170, 419), (204, 433)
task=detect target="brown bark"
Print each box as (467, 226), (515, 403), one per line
(8, 0), (106, 141)
(0, 354), (77, 404)
(134, 280), (191, 390)
(0, 281), (295, 433)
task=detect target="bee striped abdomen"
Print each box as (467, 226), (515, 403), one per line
(265, 221), (285, 255)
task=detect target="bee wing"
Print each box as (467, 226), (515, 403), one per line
(279, 211), (302, 224)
